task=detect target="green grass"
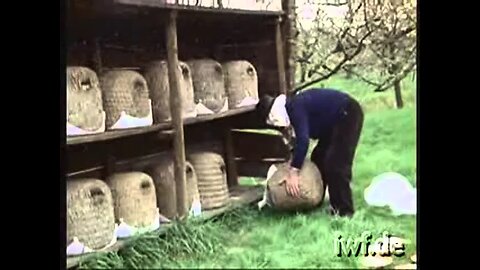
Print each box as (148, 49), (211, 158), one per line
(80, 74), (417, 269)
(312, 72), (417, 113)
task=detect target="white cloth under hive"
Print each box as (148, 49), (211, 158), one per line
(66, 208), (161, 256)
(115, 208), (162, 239)
(67, 111), (106, 136)
(195, 99), (229, 115)
(234, 96), (259, 108)
(66, 229), (117, 257)
(108, 100), (153, 130)
(67, 201), (204, 256)
(189, 199), (202, 217)
(67, 100), (154, 135)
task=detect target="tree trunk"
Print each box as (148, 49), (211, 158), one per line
(388, 41), (403, 109)
(394, 80), (403, 109)
(345, 71), (353, 79)
(300, 63), (307, 83)
(344, 66), (353, 79)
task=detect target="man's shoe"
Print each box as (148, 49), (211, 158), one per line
(328, 206), (353, 217)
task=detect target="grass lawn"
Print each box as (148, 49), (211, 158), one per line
(79, 74), (417, 269)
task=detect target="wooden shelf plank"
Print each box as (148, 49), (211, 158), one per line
(200, 185), (263, 220)
(66, 238), (128, 269)
(184, 105), (256, 124)
(66, 222), (174, 268)
(66, 185), (262, 269)
(67, 123), (171, 145)
(112, 0), (284, 16)
(67, 105), (256, 145)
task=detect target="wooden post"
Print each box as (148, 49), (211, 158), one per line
(166, 10), (188, 219)
(224, 128), (238, 188)
(275, 16), (287, 95)
(284, 0), (297, 97)
(92, 38), (103, 75)
(105, 157), (116, 178)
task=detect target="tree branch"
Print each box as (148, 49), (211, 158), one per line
(373, 61), (416, 92)
(294, 29), (374, 92)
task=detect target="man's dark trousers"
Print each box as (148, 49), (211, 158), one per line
(310, 96), (364, 217)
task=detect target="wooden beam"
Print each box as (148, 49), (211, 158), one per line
(166, 10), (188, 219)
(275, 16), (287, 95)
(231, 131), (290, 161)
(236, 159), (285, 178)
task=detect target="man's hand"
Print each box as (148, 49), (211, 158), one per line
(285, 167), (301, 198)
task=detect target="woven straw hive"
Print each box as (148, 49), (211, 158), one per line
(143, 60), (196, 123)
(187, 59), (227, 114)
(67, 66), (104, 132)
(185, 161), (201, 209)
(67, 178), (116, 250)
(144, 154), (177, 220)
(100, 70), (151, 129)
(223, 60), (259, 109)
(187, 146), (230, 210)
(267, 160), (325, 211)
(106, 172), (157, 228)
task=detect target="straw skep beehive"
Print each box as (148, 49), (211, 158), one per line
(187, 59), (227, 114)
(185, 161), (201, 209)
(266, 160), (325, 211)
(144, 154), (177, 220)
(106, 172), (157, 228)
(100, 70), (152, 129)
(143, 60), (196, 123)
(223, 60), (259, 109)
(178, 61), (196, 118)
(67, 66), (105, 133)
(67, 178), (116, 250)
(187, 148), (230, 210)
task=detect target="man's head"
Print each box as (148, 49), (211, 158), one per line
(257, 94), (290, 128)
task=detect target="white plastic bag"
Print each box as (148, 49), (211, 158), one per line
(364, 172), (416, 215)
(390, 188), (416, 216)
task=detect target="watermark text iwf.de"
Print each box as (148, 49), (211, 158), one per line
(334, 231), (406, 257)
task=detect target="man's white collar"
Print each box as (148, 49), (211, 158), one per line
(266, 94), (290, 127)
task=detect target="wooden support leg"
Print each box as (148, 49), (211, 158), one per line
(224, 128), (238, 188)
(166, 10), (188, 219)
(275, 16), (287, 95)
(284, 0), (296, 96)
(102, 155), (116, 180)
(92, 38), (103, 75)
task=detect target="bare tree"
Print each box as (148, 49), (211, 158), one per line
(295, 1), (374, 91)
(349, 0), (417, 108)
(294, 0), (417, 109)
